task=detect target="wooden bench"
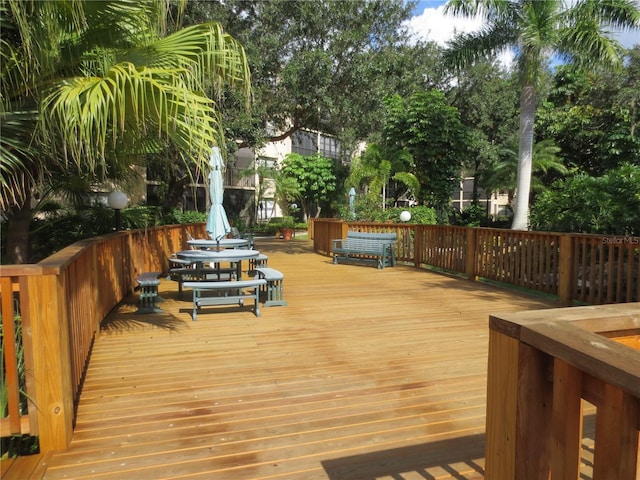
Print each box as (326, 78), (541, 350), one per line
(254, 267), (288, 307)
(183, 279), (266, 320)
(169, 267), (235, 298)
(332, 231), (397, 269)
(136, 272), (162, 313)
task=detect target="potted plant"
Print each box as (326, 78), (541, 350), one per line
(280, 216), (295, 240)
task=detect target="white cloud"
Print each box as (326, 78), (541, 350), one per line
(406, 4), (514, 67)
(406, 4), (482, 48)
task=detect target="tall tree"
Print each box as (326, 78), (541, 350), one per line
(537, 52), (640, 176)
(383, 90), (468, 216)
(180, 0), (443, 149)
(483, 139), (569, 209)
(445, 0), (640, 230)
(1, 0), (251, 263)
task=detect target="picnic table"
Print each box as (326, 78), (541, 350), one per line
(176, 249), (259, 280)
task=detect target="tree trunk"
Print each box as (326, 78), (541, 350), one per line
(511, 84), (536, 230)
(5, 190), (32, 264)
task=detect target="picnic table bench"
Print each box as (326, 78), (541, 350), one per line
(136, 272), (163, 313)
(170, 267), (236, 298)
(254, 267), (288, 307)
(183, 279), (266, 319)
(332, 231), (397, 269)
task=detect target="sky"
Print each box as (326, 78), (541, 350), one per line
(407, 1), (479, 48)
(406, 0), (639, 54)
(406, 0), (515, 66)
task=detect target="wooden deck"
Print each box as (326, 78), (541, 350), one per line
(36, 237), (561, 479)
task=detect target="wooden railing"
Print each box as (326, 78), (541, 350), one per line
(0, 224), (205, 452)
(486, 303), (639, 479)
(1, 219), (638, 468)
(310, 219), (640, 305)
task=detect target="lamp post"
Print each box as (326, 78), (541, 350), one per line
(400, 210), (411, 222)
(107, 191), (128, 231)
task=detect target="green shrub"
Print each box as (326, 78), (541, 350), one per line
(530, 163), (640, 234)
(162, 209), (207, 225)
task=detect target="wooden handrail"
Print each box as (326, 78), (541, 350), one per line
(486, 303), (640, 479)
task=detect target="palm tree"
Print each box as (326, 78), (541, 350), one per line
(347, 144), (418, 210)
(1, 0), (251, 262)
(444, 0), (640, 230)
(483, 139), (570, 209)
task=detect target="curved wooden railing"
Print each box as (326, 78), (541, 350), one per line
(0, 224), (205, 452)
(310, 219), (640, 305)
(1, 219), (638, 476)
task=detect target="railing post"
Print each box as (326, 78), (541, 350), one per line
(341, 221), (349, 240)
(466, 227), (477, 280)
(26, 274), (74, 452)
(414, 225), (424, 267)
(593, 384), (639, 479)
(551, 359), (583, 479)
(557, 234), (574, 304)
(486, 321), (554, 480)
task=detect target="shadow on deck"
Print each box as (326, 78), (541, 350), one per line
(36, 237), (560, 480)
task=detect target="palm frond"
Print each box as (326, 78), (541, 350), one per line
(42, 61), (225, 175)
(444, 19), (517, 70)
(123, 22), (251, 103)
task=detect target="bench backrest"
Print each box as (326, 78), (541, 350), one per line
(346, 231), (396, 243)
(342, 232), (396, 255)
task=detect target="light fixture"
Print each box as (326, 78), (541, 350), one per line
(107, 191), (128, 231)
(400, 210), (411, 222)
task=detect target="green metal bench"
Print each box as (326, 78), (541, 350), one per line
(183, 279), (266, 319)
(332, 231), (397, 269)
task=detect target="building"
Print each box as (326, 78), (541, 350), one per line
(450, 176), (511, 219)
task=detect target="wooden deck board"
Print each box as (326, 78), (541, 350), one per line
(38, 238), (561, 480)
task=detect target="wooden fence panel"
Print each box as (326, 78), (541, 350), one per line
(574, 235), (640, 304)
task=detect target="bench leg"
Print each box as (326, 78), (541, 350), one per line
(254, 285), (261, 317)
(262, 279), (288, 307)
(192, 290), (198, 321)
(136, 283), (163, 314)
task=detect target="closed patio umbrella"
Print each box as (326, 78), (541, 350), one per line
(348, 187), (356, 219)
(206, 146), (231, 250)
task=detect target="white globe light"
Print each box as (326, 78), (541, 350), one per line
(400, 210), (411, 222)
(107, 191), (128, 210)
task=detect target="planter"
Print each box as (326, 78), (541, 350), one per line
(281, 228), (294, 240)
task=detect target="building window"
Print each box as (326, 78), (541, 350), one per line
(291, 129), (342, 161)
